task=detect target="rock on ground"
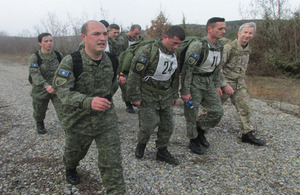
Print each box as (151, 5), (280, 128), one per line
(0, 62), (299, 194)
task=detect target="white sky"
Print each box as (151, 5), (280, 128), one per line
(1, 0), (299, 36)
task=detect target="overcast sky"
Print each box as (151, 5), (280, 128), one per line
(1, 0), (299, 36)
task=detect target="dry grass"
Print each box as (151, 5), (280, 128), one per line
(246, 76), (300, 106)
(0, 54), (30, 66)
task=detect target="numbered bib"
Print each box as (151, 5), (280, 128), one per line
(143, 49), (178, 81)
(200, 45), (221, 73)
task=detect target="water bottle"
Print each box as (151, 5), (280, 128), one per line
(186, 99), (193, 108)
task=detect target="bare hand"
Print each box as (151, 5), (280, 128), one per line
(223, 85), (234, 95)
(118, 76), (126, 85)
(216, 88), (223, 96)
(46, 85), (55, 95)
(181, 94), (192, 103)
(132, 101), (141, 108)
(91, 97), (111, 111)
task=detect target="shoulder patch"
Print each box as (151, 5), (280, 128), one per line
(188, 57), (197, 65)
(58, 69), (69, 77)
(55, 77), (67, 86)
(31, 63), (38, 67)
(135, 63), (145, 72)
(138, 57), (147, 64)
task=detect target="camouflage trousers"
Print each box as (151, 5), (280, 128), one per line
(184, 87), (223, 139)
(138, 105), (174, 148)
(63, 124), (125, 194)
(119, 75), (130, 103)
(31, 95), (63, 122)
(221, 87), (252, 134)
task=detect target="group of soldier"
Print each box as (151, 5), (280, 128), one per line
(28, 17), (265, 194)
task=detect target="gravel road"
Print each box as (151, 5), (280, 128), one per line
(0, 61), (299, 194)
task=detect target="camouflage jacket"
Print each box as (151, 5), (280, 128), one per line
(181, 37), (223, 95)
(127, 40), (180, 110)
(118, 34), (143, 53)
(53, 49), (118, 134)
(29, 50), (62, 99)
(221, 39), (251, 89)
(78, 37), (121, 56)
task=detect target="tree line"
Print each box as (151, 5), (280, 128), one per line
(0, 0), (299, 77)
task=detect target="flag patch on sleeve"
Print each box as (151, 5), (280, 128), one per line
(58, 69), (69, 77)
(191, 53), (199, 59)
(138, 57), (147, 64)
(31, 63), (38, 67)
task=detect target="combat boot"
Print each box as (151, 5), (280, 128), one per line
(156, 147), (179, 165)
(242, 132), (265, 146)
(66, 168), (80, 185)
(36, 121), (46, 134)
(197, 126), (210, 148)
(125, 102), (135, 113)
(135, 142), (146, 158)
(189, 138), (204, 155)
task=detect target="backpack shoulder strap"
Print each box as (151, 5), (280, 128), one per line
(34, 51), (43, 66)
(149, 41), (159, 65)
(105, 52), (119, 79)
(70, 51), (83, 81)
(53, 50), (62, 63)
(196, 38), (209, 67)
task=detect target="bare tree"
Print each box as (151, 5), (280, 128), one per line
(245, 0), (300, 76)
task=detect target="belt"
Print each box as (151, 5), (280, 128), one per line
(141, 83), (170, 95)
(194, 72), (213, 76)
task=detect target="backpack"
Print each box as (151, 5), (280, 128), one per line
(118, 38), (159, 75)
(28, 50), (62, 84)
(70, 51), (119, 82)
(177, 36), (224, 72)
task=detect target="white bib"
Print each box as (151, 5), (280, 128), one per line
(200, 45), (221, 72)
(143, 49), (178, 81)
(128, 40), (136, 46)
(105, 42), (110, 52)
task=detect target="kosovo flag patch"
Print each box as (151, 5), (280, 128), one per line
(191, 53), (199, 59)
(58, 69), (69, 77)
(31, 63), (38, 67)
(138, 57), (147, 64)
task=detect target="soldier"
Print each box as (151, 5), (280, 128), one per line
(181, 17), (226, 155)
(29, 32), (63, 134)
(78, 20), (110, 51)
(106, 23), (122, 56)
(53, 20), (125, 194)
(109, 23), (121, 40)
(127, 26), (186, 165)
(118, 24), (143, 50)
(221, 22), (265, 146)
(118, 24), (143, 113)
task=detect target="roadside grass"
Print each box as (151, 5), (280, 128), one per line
(0, 54), (29, 65)
(246, 76), (300, 106)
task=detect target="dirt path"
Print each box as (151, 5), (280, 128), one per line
(0, 61), (299, 194)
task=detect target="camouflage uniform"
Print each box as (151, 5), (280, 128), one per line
(181, 37), (224, 139)
(127, 40), (179, 148)
(118, 34), (143, 52)
(53, 49), (125, 194)
(118, 34), (144, 104)
(29, 50), (63, 122)
(221, 39), (252, 134)
(78, 37), (121, 56)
